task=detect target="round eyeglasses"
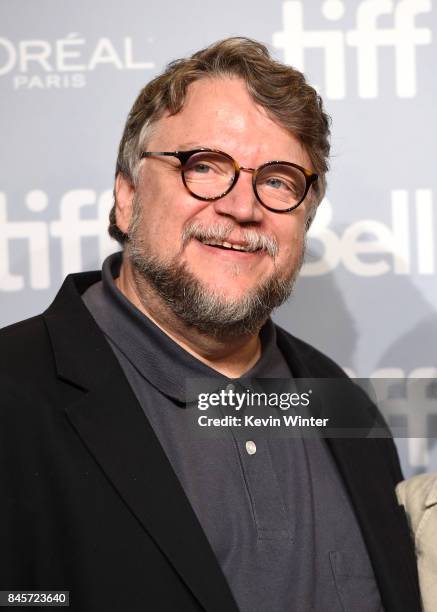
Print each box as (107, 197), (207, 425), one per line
(140, 148), (318, 213)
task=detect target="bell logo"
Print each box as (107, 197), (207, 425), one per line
(303, 189), (435, 276)
(273, 0), (432, 99)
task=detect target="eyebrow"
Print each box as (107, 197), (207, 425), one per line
(174, 142), (214, 150)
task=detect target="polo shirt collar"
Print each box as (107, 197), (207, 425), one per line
(85, 253), (282, 404)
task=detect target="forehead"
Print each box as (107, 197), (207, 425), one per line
(148, 77), (310, 166)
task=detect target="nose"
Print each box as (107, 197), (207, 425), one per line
(211, 169), (264, 224)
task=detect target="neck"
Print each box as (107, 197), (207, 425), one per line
(115, 256), (263, 378)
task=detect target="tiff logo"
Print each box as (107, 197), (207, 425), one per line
(0, 186), (435, 291)
(273, 0), (432, 99)
(370, 375), (437, 468)
(0, 190), (115, 290)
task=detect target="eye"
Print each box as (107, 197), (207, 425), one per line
(262, 175), (299, 195)
(265, 177), (289, 190)
(192, 163), (212, 174)
(184, 153), (232, 182)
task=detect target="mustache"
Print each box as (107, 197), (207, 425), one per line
(181, 222), (279, 258)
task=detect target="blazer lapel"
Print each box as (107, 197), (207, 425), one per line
(44, 273), (239, 612)
(276, 327), (421, 611)
(326, 437), (421, 610)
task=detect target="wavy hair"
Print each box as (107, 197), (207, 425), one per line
(109, 37), (331, 244)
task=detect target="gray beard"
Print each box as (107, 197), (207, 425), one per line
(128, 240), (302, 339)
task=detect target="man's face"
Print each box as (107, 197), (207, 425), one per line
(117, 77), (314, 335)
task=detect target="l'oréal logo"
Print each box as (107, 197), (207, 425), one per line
(0, 33), (155, 90)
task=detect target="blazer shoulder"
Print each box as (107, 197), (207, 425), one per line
(275, 324), (398, 447)
(0, 270), (100, 391)
(0, 315), (55, 392)
(1, 313), (48, 353)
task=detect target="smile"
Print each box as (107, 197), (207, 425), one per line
(196, 238), (262, 253)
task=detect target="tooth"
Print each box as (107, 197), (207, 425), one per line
(200, 238), (256, 252)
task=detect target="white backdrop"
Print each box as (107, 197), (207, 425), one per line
(1, 0), (436, 477)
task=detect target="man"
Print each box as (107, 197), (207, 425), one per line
(0, 38), (420, 611)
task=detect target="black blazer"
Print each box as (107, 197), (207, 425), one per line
(0, 271), (421, 611)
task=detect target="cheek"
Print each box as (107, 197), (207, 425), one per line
(136, 173), (174, 235)
(140, 206), (180, 253)
(136, 185), (207, 254)
(276, 218), (306, 261)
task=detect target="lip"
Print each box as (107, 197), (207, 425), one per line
(192, 238), (266, 260)
(215, 239), (252, 248)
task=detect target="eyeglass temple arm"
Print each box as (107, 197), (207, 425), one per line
(140, 151), (179, 159)
(140, 151), (195, 164)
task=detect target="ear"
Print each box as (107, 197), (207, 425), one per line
(115, 173), (135, 235)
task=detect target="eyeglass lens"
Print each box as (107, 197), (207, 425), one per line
(182, 151), (307, 210)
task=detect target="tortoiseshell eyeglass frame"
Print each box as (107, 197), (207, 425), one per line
(140, 148), (318, 213)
